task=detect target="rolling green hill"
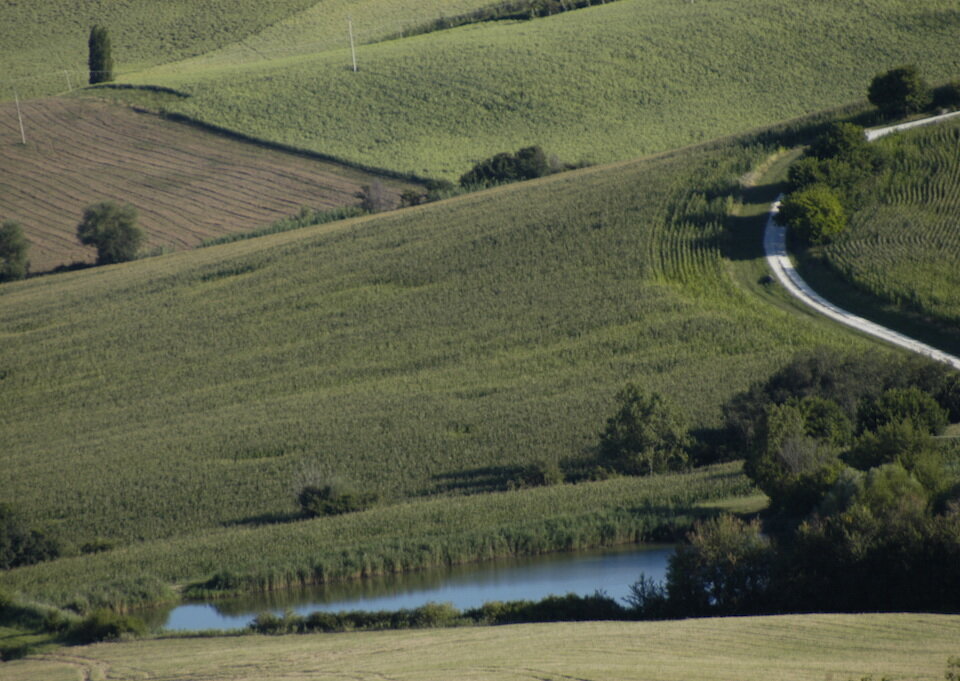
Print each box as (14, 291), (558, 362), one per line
(107, 0), (960, 179)
(0, 124), (861, 563)
(0, 0), (508, 101)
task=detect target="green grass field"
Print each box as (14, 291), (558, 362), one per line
(0, 0), (515, 101)
(807, 118), (960, 340)
(6, 614), (960, 680)
(0, 132), (861, 558)
(102, 0), (960, 179)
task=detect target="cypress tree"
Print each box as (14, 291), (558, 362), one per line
(88, 25), (114, 84)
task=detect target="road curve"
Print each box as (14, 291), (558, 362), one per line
(764, 197), (960, 371)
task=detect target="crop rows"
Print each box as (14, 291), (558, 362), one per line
(113, 0), (960, 180)
(0, 463), (755, 608)
(818, 120), (960, 331)
(0, 97), (413, 271)
(0, 134), (856, 555)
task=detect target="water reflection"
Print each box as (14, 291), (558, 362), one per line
(146, 544), (672, 631)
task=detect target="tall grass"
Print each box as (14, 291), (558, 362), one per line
(0, 464), (755, 609)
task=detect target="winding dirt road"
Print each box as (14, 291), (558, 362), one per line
(763, 111), (960, 371)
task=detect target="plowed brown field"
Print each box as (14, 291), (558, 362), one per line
(0, 97), (416, 272)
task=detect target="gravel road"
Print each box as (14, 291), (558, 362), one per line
(763, 112), (960, 370)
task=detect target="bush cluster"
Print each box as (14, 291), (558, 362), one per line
(251, 602), (464, 634)
(459, 146), (561, 188)
(0, 503), (59, 570)
(66, 609), (146, 644)
(249, 593), (628, 635)
(625, 349), (960, 618)
(297, 482), (376, 518)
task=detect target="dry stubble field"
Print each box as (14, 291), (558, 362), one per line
(5, 614), (959, 681)
(0, 97), (415, 272)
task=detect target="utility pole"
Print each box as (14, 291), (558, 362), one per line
(14, 89), (26, 145)
(348, 17), (358, 72)
(64, 70), (73, 91)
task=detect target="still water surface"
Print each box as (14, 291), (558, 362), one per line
(147, 544), (672, 631)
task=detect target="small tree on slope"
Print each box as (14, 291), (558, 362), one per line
(88, 25), (114, 84)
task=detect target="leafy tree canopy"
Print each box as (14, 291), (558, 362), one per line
(76, 201), (143, 265)
(777, 184), (847, 245)
(867, 65), (931, 117)
(0, 219), (29, 282)
(597, 385), (689, 476)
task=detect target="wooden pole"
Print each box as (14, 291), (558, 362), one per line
(14, 89), (26, 145)
(348, 17), (358, 72)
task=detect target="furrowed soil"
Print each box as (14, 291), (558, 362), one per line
(0, 97), (415, 272)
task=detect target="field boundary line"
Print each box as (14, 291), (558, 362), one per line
(764, 196), (960, 370)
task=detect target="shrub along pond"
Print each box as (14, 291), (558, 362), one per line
(142, 544), (672, 631)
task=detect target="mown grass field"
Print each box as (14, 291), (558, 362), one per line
(0, 97), (415, 272)
(0, 463), (756, 609)
(807, 118), (960, 341)
(6, 614), (960, 681)
(111, 0), (960, 179)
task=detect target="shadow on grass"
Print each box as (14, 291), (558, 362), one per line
(430, 465), (526, 494)
(226, 511), (304, 528)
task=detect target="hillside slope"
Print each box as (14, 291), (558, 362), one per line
(0, 97), (415, 272)
(810, 118), (960, 339)
(0, 0), (506, 100)
(0, 131), (859, 549)
(116, 0), (960, 179)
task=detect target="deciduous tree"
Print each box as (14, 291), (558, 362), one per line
(76, 201), (143, 265)
(0, 220), (29, 282)
(868, 65), (930, 117)
(777, 184), (847, 245)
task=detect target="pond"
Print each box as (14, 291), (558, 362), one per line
(144, 543), (672, 631)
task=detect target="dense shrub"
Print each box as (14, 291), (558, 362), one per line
(508, 460), (564, 488)
(355, 180), (392, 213)
(777, 184), (847, 245)
(806, 122), (869, 161)
(868, 65), (931, 117)
(297, 482), (376, 518)
(932, 81), (960, 110)
(0, 504), (59, 569)
(466, 592), (625, 624)
(666, 516), (773, 616)
(459, 146), (556, 188)
(936, 373), (960, 422)
(662, 354), (960, 615)
(0, 220), (29, 282)
(856, 387), (949, 435)
(67, 610), (145, 643)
